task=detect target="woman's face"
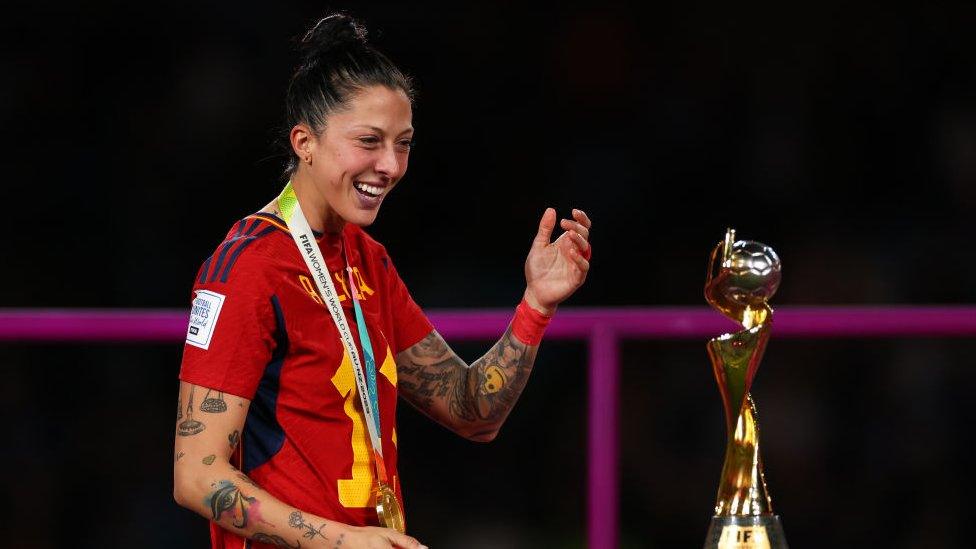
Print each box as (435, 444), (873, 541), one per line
(306, 85), (414, 227)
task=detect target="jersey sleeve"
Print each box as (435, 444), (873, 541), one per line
(179, 246), (280, 400)
(384, 253), (434, 354)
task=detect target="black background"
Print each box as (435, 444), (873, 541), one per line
(2, 1), (974, 547)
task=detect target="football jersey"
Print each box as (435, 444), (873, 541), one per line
(179, 212), (432, 548)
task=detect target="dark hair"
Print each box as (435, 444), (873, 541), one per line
(282, 14), (415, 175)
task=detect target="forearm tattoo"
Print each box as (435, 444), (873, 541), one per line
(289, 511), (328, 541)
(397, 327), (537, 436)
(205, 480), (257, 529)
(253, 532), (301, 548)
(204, 478), (304, 548)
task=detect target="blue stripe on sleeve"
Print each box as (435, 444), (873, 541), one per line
(204, 220), (247, 284)
(243, 295), (288, 474)
(208, 239), (237, 283)
(197, 255), (213, 284)
(244, 217), (261, 236)
(219, 226), (276, 283)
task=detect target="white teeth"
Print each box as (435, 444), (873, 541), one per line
(355, 182), (383, 197)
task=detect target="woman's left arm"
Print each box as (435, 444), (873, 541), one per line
(396, 208), (591, 441)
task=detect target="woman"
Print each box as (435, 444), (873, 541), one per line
(173, 14), (592, 549)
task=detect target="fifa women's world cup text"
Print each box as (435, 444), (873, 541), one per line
(172, 13), (592, 549)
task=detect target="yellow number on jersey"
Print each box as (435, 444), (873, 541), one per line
(331, 345), (398, 508)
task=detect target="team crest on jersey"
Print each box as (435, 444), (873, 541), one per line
(185, 289), (226, 350)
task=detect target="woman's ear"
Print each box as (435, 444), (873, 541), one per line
(290, 124), (315, 165)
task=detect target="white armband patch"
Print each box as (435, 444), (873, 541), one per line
(185, 289), (226, 350)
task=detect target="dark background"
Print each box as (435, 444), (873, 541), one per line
(2, 1), (974, 547)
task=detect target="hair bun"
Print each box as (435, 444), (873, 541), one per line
(299, 14), (368, 62)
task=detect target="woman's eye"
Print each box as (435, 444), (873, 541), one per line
(357, 136), (380, 146)
(397, 139), (414, 150)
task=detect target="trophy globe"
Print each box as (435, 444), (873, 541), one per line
(721, 241), (781, 308)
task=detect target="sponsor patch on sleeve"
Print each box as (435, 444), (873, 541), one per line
(185, 289), (226, 350)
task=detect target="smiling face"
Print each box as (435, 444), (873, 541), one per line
(290, 85), (414, 229)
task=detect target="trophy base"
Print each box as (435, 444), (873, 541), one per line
(703, 515), (788, 549)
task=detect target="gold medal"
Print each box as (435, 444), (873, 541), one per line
(375, 482), (405, 533)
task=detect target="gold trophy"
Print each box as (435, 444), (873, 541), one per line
(703, 229), (788, 549)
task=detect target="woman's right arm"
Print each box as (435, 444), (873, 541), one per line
(173, 381), (425, 549)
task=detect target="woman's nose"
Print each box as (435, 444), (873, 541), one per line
(374, 144), (401, 178)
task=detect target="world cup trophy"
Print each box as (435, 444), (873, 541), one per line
(702, 229), (788, 549)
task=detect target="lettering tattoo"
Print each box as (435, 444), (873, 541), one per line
(177, 386), (206, 436)
(289, 511), (327, 541)
(396, 328), (536, 436)
(253, 532), (301, 548)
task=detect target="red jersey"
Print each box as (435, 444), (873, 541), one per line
(179, 212), (432, 548)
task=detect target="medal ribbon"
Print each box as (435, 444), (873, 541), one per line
(278, 182), (389, 483)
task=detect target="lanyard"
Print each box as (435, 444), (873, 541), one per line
(278, 182), (389, 481)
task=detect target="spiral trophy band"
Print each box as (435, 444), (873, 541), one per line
(702, 229), (788, 549)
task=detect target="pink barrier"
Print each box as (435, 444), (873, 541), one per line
(3, 306), (975, 548)
(3, 306), (975, 342)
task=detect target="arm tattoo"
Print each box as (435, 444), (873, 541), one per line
(222, 462), (261, 489)
(200, 388), (228, 413)
(205, 480), (256, 529)
(178, 386), (206, 436)
(398, 328), (537, 435)
(289, 511), (328, 540)
(236, 473), (260, 489)
(253, 532), (302, 548)
(228, 429), (240, 449)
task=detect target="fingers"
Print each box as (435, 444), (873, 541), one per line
(568, 245), (591, 273)
(532, 207), (557, 249)
(559, 217), (589, 240)
(536, 208), (592, 262)
(561, 209), (591, 260)
(384, 529), (426, 549)
(568, 229), (591, 258)
(572, 208), (592, 229)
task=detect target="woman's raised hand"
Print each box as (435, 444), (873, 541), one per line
(523, 207), (592, 316)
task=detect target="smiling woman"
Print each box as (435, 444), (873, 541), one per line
(277, 85), (414, 230)
(172, 12), (592, 549)
(275, 15), (415, 230)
